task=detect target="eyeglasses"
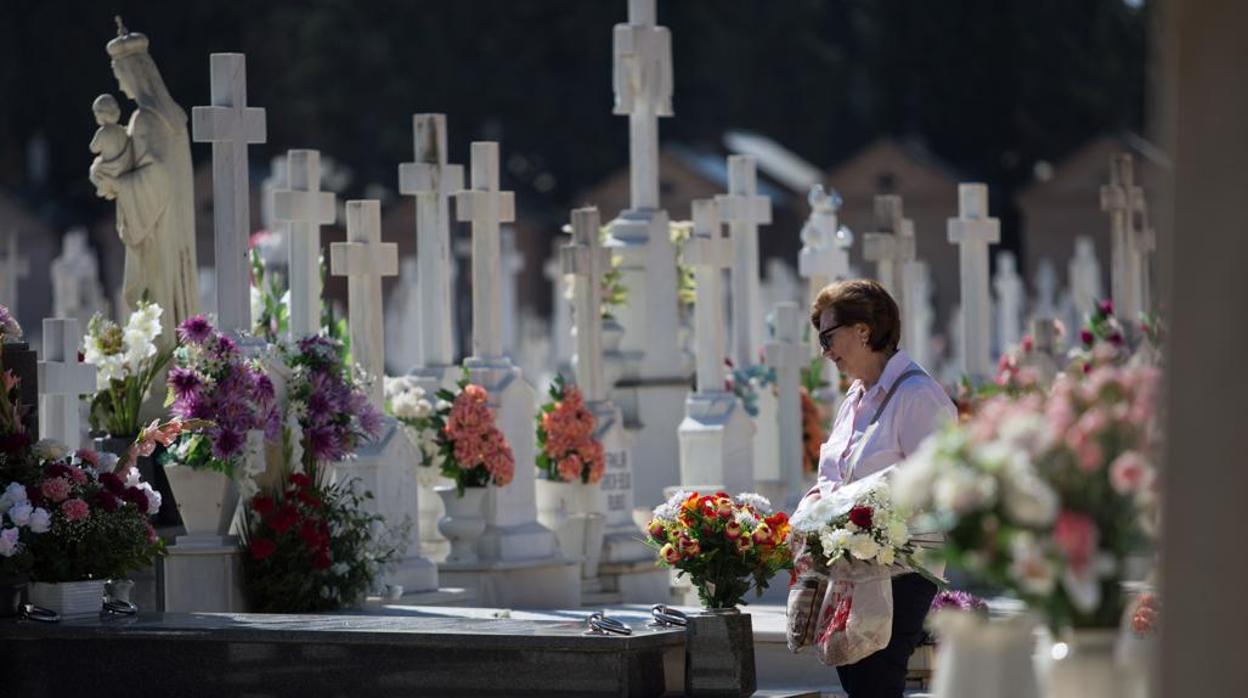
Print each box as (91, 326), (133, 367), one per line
(818, 324), (845, 353)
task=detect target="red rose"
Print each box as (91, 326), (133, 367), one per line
(297, 489), (322, 510)
(249, 537), (277, 561)
(848, 506), (874, 530)
(288, 473), (312, 490)
(299, 520), (324, 550)
(95, 491), (120, 513)
(270, 505), (299, 534)
(121, 487), (149, 510)
(98, 472), (125, 495)
(250, 494), (275, 517)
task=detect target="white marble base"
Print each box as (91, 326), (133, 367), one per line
(678, 390), (756, 495)
(162, 535), (246, 612)
(751, 388), (781, 486)
(613, 379), (688, 509)
(437, 558), (582, 609)
(331, 418), (438, 593)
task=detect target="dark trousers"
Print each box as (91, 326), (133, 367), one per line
(835, 573), (938, 698)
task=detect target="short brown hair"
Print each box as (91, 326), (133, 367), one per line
(809, 279), (901, 353)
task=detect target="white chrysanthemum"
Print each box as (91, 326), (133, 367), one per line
(733, 509), (759, 530)
(876, 546), (896, 566)
(846, 533), (881, 561)
(886, 518), (909, 546)
(33, 439), (68, 462)
(819, 528), (852, 557)
(734, 492), (772, 514)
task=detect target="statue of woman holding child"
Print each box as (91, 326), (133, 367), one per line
(89, 18), (198, 348)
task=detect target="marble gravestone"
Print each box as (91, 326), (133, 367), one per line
(948, 184), (1000, 383)
(606, 0), (688, 511)
(329, 200), (438, 595)
(51, 228), (109, 330)
(384, 257), (422, 374)
(442, 142), (577, 608)
(993, 250), (1026, 355)
(1069, 236), (1103, 325)
(1099, 153), (1147, 324)
(677, 199), (755, 495)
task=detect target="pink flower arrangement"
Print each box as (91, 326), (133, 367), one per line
(407, 375), (515, 494)
(535, 376), (605, 484)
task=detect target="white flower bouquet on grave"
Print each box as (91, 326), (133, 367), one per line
(84, 300), (175, 438)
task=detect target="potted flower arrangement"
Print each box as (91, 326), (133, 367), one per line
(646, 490), (792, 697)
(160, 315), (279, 538)
(2, 441), (164, 616)
(892, 361), (1161, 698)
(239, 468), (401, 612)
(282, 335), (383, 470)
(400, 375), (513, 564)
(84, 300), (180, 525)
(534, 375), (606, 577)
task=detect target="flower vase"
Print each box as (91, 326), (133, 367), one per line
(435, 485), (486, 565)
(535, 479), (606, 578)
(0, 576), (27, 617)
(94, 434), (181, 528)
(28, 579), (107, 618)
(928, 611), (1043, 698)
(1048, 629), (1126, 698)
(684, 607), (757, 697)
(163, 465), (240, 540)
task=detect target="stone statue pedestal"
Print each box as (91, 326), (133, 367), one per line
(162, 535), (246, 612)
(331, 418), (438, 594)
(678, 391), (756, 495)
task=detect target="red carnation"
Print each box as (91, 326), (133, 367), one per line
(299, 520), (325, 550)
(121, 487), (149, 510)
(297, 489), (322, 510)
(250, 494), (275, 517)
(1080, 329), (1095, 347)
(270, 505), (299, 534)
(848, 506), (874, 530)
(98, 472), (126, 495)
(95, 491), (120, 513)
(288, 473), (312, 490)
(249, 537), (277, 561)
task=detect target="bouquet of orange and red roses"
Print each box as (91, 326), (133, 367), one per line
(645, 490), (793, 609)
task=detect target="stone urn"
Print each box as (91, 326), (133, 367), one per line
(28, 579), (107, 618)
(535, 478), (606, 578)
(684, 607), (757, 697)
(1048, 629), (1127, 698)
(929, 611), (1043, 698)
(435, 485), (487, 565)
(163, 465), (239, 539)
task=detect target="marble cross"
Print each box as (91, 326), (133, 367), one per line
(544, 252), (573, 370)
(192, 53), (266, 334)
(613, 0), (674, 209)
(1069, 236), (1103, 323)
(399, 114), (463, 368)
(1099, 153), (1146, 322)
(562, 207), (613, 402)
(993, 250), (1025, 353)
(716, 155), (772, 368)
(684, 199), (734, 394)
(330, 201), (398, 410)
(273, 149), (336, 339)
(798, 184), (850, 298)
(764, 301), (805, 501)
(0, 231), (29, 314)
(37, 318), (96, 448)
(947, 183), (1000, 382)
(500, 228), (525, 358)
(862, 195), (913, 299)
(454, 142), (516, 362)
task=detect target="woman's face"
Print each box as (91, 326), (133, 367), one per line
(817, 307), (872, 381)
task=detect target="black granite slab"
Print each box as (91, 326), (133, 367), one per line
(1, 612), (684, 697)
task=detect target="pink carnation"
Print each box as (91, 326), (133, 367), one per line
(61, 497), (90, 522)
(1109, 451), (1149, 494)
(1053, 510), (1098, 576)
(40, 477), (72, 503)
(67, 467), (88, 485)
(557, 454), (583, 482)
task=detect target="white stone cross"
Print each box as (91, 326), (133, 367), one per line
(684, 199), (734, 394)
(993, 250), (1025, 353)
(1099, 153), (1147, 322)
(614, 0), (674, 209)
(330, 201), (398, 410)
(798, 185), (850, 299)
(399, 114), (464, 368)
(764, 302), (805, 503)
(1132, 188), (1156, 316)
(0, 231), (30, 314)
(716, 155), (772, 368)
(192, 53), (267, 334)
(562, 207), (613, 403)
(947, 183), (1000, 382)
(544, 252), (573, 370)
(1069, 236), (1103, 323)
(454, 142), (516, 362)
(274, 149), (336, 339)
(500, 227), (525, 358)
(37, 318), (96, 448)
(1034, 257), (1059, 318)
(862, 195), (914, 299)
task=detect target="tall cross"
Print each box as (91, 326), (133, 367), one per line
(716, 155), (772, 368)
(37, 318), (96, 448)
(273, 149), (336, 339)
(798, 184), (850, 298)
(562, 207), (613, 402)
(399, 114), (463, 368)
(764, 302), (805, 500)
(454, 142), (516, 361)
(330, 201), (398, 410)
(683, 199), (733, 394)
(947, 183), (1000, 382)
(0, 231), (30, 314)
(861, 195), (912, 298)
(1132, 186), (1156, 316)
(192, 53), (267, 334)
(613, 0), (674, 209)
(1099, 153), (1146, 322)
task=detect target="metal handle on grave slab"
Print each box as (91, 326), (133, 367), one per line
(648, 604), (687, 628)
(585, 612), (633, 636)
(102, 599), (138, 616)
(20, 603), (59, 623)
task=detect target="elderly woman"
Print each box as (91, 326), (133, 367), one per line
(807, 279), (956, 698)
